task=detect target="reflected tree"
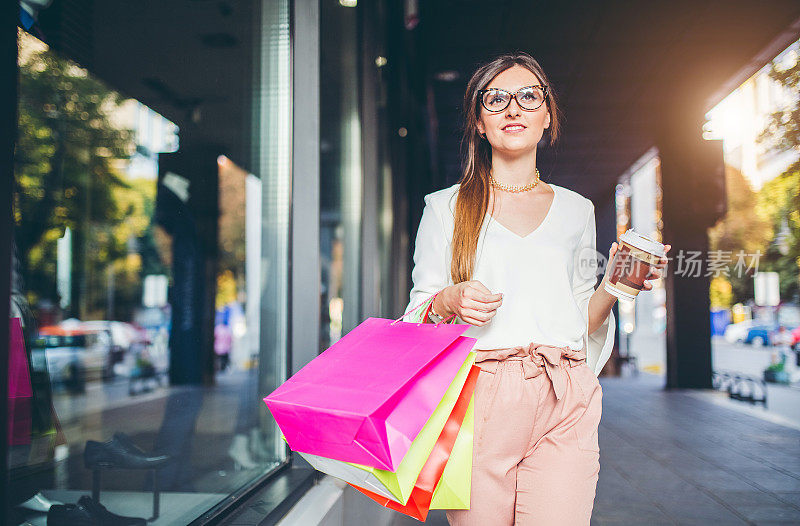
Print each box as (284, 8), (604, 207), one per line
(759, 54), (800, 302)
(14, 31), (148, 321)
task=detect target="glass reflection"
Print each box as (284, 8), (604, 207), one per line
(10, 5), (288, 520)
(320, 0), (362, 349)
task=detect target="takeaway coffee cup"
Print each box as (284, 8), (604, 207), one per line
(604, 229), (666, 302)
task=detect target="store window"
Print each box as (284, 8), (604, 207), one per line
(320, 0), (363, 349)
(9, 1), (290, 524)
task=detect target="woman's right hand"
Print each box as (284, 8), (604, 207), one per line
(435, 281), (503, 327)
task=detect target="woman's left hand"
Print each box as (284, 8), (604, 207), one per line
(606, 242), (672, 291)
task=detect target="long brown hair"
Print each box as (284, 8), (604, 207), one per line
(451, 52), (561, 284)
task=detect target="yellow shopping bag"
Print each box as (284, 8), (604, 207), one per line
(430, 390), (473, 509)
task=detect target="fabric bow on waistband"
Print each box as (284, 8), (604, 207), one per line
(475, 343), (588, 401)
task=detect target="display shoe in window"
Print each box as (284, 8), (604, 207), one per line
(228, 433), (258, 470)
(84, 433), (169, 470)
(47, 496), (146, 526)
(249, 427), (272, 462)
(18, 492), (63, 512)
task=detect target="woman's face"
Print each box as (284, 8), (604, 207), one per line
(476, 65), (551, 156)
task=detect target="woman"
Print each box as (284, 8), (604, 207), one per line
(404, 53), (670, 525)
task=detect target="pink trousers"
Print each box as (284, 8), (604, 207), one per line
(446, 343), (603, 526)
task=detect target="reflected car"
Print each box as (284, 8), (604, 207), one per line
(723, 320), (754, 344)
(36, 327), (114, 392)
(61, 319), (147, 372)
(744, 325), (774, 347)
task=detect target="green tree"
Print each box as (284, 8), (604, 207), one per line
(759, 49), (800, 302)
(755, 166), (800, 301)
(708, 164), (772, 303)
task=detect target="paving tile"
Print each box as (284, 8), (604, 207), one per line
(653, 492), (726, 509)
(690, 472), (759, 492)
(674, 519), (746, 526)
(742, 472), (800, 492)
(595, 489), (654, 505)
(593, 507), (673, 523)
(751, 454), (800, 467)
(596, 481), (651, 501)
(660, 506), (746, 523)
(675, 517), (748, 526)
(732, 504), (800, 522)
(614, 464), (676, 481)
(592, 519), (674, 526)
(773, 492), (800, 506)
(635, 478), (695, 497)
(778, 465), (800, 478)
(712, 489), (787, 507)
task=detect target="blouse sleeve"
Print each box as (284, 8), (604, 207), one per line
(402, 195), (451, 323)
(572, 202), (616, 376)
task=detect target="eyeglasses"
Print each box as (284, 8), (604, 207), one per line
(478, 85), (548, 112)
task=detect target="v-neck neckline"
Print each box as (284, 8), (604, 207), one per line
(487, 184), (558, 240)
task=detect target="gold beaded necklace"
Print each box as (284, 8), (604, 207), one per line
(488, 169), (541, 193)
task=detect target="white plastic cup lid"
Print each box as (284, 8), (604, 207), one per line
(619, 229), (666, 257)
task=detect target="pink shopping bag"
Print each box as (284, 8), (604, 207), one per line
(264, 315), (476, 471)
(9, 317), (33, 445)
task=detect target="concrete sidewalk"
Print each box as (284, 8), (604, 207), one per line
(380, 372), (800, 525)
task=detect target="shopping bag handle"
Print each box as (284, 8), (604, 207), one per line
(391, 291), (457, 327)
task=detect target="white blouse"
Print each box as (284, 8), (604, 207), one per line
(403, 182), (615, 377)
